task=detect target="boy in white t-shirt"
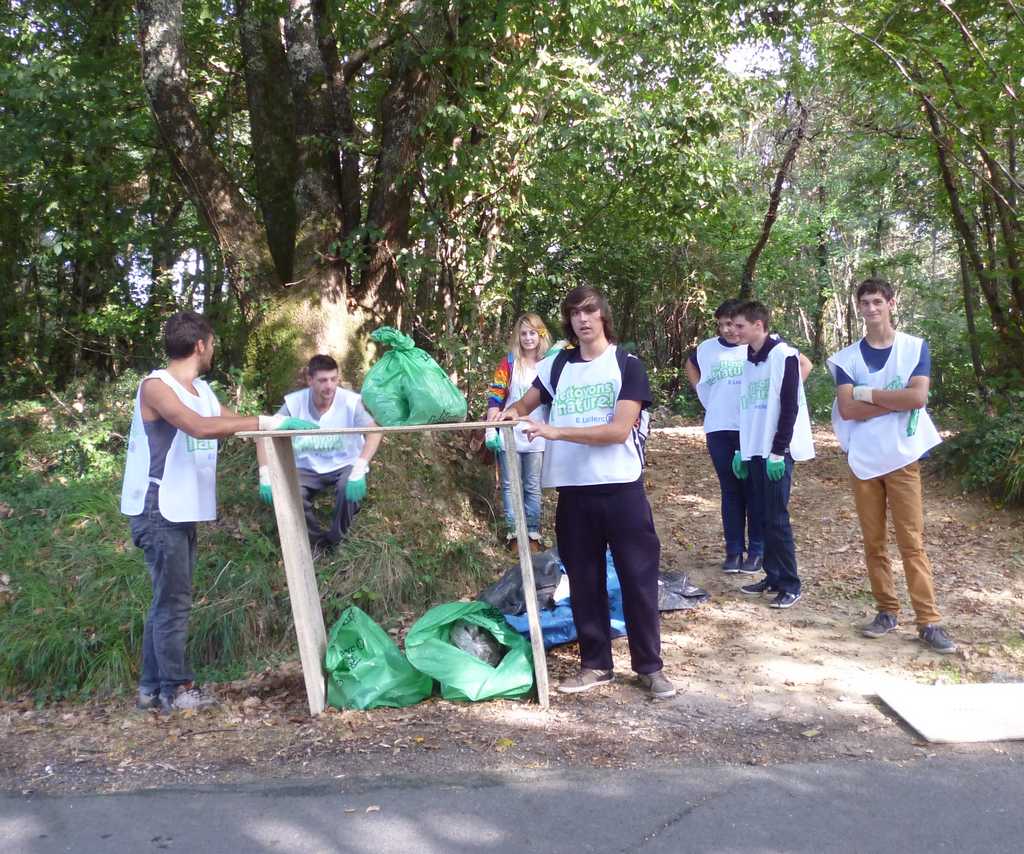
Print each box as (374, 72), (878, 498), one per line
(501, 287), (674, 700)
(827, 278), (955, 653)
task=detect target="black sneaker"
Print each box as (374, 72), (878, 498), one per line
(721, 554), (743, 574)
(769, 591), (801, 609)
(862, 611), (898, 638)
(738, 554), (763, 575)
(740, 578), (777, 595)
(918, 624), (957, 654)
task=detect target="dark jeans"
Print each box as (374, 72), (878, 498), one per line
(555, 481), (663, 675)
(130, 485), (197, 697)
(747, 455), (800, 595)
(298, 465), (359, 546)
(706, 430), (763, 558)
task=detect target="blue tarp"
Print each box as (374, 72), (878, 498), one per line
(504, 551), (627, 649)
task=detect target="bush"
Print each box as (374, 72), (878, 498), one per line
(936, 394), (1024, 503)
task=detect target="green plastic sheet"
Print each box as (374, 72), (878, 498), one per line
(324, 606), (433, 710)
(405, 602), (534, 702)
(360, 327), (468, 426)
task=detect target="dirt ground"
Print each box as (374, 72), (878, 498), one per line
(3, 425), (1023, 794)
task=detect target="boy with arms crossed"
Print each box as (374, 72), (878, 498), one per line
(827, 279), (955, 653)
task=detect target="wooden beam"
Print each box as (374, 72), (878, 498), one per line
(237, 419), (527, 439)
(500, 425), (550, 708)
(259, 436), (327, 716)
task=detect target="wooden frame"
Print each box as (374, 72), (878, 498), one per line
(239, 420), (550, 715)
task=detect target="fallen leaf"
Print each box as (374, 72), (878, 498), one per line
(495, 737), (515, 752)
(801, 729), (820, 738)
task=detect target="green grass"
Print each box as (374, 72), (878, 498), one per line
(0, 388), (502, 699)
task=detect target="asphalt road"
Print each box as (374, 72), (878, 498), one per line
(2, 756), (1022, 853)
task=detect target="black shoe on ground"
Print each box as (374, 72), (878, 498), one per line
(918, 624), (957, 654)
(721, 554), (743, 574)
(862, 611), (898, 638)
(740, 578), (777, 595)
(769, 591), (801, 609)
(136, 689), (161, 711)
(738, 554), (763, 575)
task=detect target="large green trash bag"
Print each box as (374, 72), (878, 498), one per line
(404, 602), (534, 702)
(360, 327), (468, 426)
(324, 606), (433, 710)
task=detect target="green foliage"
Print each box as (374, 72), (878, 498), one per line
(0, 379), (504, 697)
(936, 399), (1024, 504)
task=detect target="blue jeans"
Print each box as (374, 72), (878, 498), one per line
(747, 454), (800, 595)
(129, 485), (197, 698)
(497, 450), (543, 534)
(706, 430), (763, 558)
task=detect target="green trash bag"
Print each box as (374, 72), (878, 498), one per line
(404, 602), (534, 702)
(360, 327), (468, 426)
(324, 606), (433, 710)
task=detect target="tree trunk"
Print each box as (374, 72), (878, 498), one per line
(957, 236), (990, 403)
(739, 102), (808, 299)
(355, 5), (448, 322)
(137, 0), (276, 315)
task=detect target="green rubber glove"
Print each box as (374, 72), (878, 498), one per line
(259, 414), (320, 431)
(345, 459), (369, 503)
(484, 428), (504, 453)
(258, 466), (273, 506)
(279, 417), (319, 431)
(766, 453), (786, 481)
(731, 450), (748, 480)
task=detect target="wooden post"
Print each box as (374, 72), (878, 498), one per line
(259, 436), (327, 716)
(500, 425), (550, 708)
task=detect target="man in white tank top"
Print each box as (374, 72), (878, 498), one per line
(827, 278), (955, 653)
(122, 312), (316, 713)
(258, 354), (381, 553)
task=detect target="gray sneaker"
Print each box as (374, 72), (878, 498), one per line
(863, 611), (898, 638)
(160, 684), (220, 712)
(557, 668), (614, 694)
(638, 670), (677, 699)
(918, 624), (957, 654)
(136, 688), (161, 711)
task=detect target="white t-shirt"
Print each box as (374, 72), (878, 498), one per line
(827, 332), (941, 479)
(281, 388), (374, 474)
(533, 345), (651, 488)
(121, 370), (221, 522)
(693, 336), (746, 433)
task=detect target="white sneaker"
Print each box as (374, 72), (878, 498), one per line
(161, 684), (219, 712)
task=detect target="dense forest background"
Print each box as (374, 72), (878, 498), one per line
(2, 0), (1023, 696)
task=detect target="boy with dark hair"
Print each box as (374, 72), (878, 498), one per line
(685, 298), (763, 574)
(122, 312), (315, 712)
(258, 353), (381, 553)
(730, 300), (815, 609)
(827, 278), (955, 653)
(501, 286), (674, 699)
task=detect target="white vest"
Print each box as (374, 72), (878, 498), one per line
(503, 356), (547, 453)
(535, 345), (645, 488)
(694, 337), (746, 433)
(120, 370), (220, 522)
(826, 332), (941, 480)
(739, 341), (814, 461)
(283, 388), (369, 474)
